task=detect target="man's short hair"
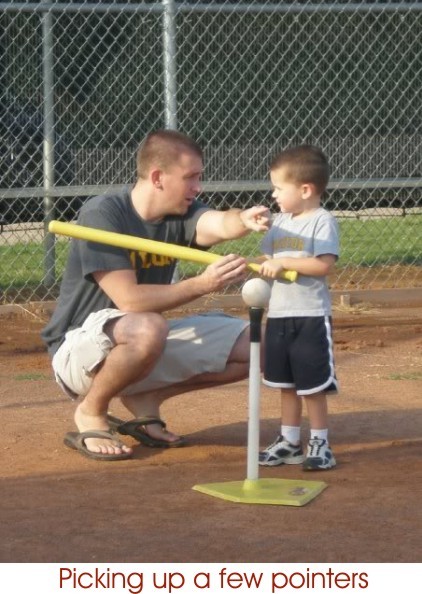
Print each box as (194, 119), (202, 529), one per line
(136, 129), (203, 179)
(270, 145), (330, 194)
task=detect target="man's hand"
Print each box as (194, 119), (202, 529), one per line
(239, 206), (272, 232)
(197, 254), (248, 293)
(195, 206), (271, 245)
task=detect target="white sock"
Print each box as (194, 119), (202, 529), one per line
(310, 429), (328, 442)
(281, 425), (301, 446)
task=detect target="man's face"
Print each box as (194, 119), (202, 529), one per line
(159, 151), (203, 215)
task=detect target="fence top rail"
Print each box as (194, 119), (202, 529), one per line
(0, 178), (421, 200)
(1, 2), (422, 15)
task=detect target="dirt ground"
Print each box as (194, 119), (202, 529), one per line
(0, 301), (421, 563)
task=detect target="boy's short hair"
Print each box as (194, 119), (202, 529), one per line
(270, 145), (330, 194)
(136, 129), (203, 179)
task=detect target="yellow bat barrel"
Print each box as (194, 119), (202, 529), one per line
(48, 220), (298, 282)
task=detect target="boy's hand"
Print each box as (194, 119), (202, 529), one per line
(259, 258), (287, 279)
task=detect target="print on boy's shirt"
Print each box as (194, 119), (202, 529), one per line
(129, 250), (175, 270)
(272, 236), (305, 251)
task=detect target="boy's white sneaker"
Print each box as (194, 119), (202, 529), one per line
(259, 434), (306, 466)
(303, 437), (336, 470)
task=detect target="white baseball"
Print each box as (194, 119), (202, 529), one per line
(241, 278), (271, 308)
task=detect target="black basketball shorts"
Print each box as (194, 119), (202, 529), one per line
(263, 316), (338, 396)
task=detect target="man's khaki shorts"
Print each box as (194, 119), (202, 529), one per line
(52, 308), (248, 399)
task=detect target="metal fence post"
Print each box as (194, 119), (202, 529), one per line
(163, 0), (178, 130)
(42, 0), (56, 288)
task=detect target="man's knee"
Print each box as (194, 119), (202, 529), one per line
(130, 313), (168, 348)
(109, 312), (168, 355)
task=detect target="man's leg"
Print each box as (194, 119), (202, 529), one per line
(75, 312), (168, 455)
(119, 327), (257, 443)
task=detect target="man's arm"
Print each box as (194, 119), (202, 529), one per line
(93, 253), (248, 313)
(194, 206), (271, 247)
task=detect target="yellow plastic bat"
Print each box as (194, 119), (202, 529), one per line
(48, 220), (298, 282)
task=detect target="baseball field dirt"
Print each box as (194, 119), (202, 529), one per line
(0, 301), (421, 563)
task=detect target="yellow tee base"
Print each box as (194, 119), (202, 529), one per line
(193, 478), (327, 507)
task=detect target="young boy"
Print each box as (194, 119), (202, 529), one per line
(258, 145), (339, 470)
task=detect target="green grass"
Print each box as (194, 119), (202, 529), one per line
(337, 216), (422, 267)
(1, 215), (421, 290)
(388, 371), (422, 381)
(14, 373), (51, 381)
(0, 241), (70, 288)
(181, 215), (422, 275)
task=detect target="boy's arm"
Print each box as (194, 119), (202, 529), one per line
(260, 253), (336, 279)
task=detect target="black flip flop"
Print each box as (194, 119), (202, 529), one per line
(63, 430), (132, 461)
(107, 414), (187, 448)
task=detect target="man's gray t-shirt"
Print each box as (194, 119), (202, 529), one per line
(41, 186), (209, 355)
(260, 208), (339, 318)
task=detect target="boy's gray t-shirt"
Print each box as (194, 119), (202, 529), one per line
(41, 186), (209, 355)
(260, 208), (339, 318)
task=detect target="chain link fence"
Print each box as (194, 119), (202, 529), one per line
(1, 0), (421, 303)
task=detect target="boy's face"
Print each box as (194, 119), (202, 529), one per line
(270, 167), (306, 215)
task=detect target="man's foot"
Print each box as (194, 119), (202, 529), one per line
(303, 437), (336, 470)
(107, 414), (186, 448)
(134, 418), (184, 445)
(74, 405), (133, 457)
(64, 431), (132, 461)
(119, 394), (186, 446)
(259, 434), (306, 466)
